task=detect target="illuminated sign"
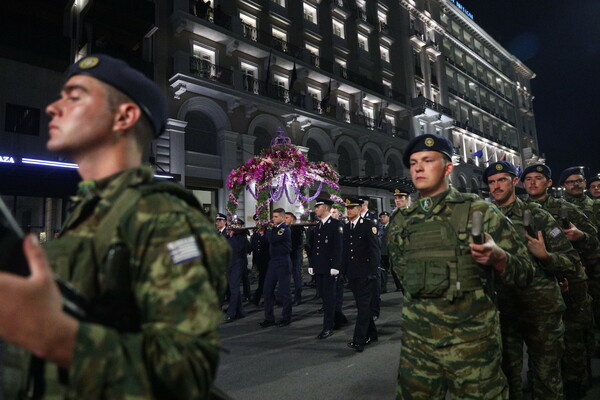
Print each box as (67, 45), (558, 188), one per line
(449, 0), (474, 20)
(0, 156), (15, 163)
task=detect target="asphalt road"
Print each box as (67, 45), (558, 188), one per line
(214, 278), (600, 399)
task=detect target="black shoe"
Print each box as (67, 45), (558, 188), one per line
(259, 320), (276, 328)
(224, 316), (235, 323)
(365, 336), (378, 345)
(317, 330), (333, 339)
(277, 319), (291, 327)
(372, 315), (379, 322)
(347, 341), (364, 352)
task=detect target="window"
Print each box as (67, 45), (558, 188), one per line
(272, 26), (288, 52)
(307, 85), (321, 100)
(332, 18), (344, 38)
(335, 57), (346, 68)
(273, 73), (289, 102)
(357, 32), (369, 51)
(338, 96), (350, 122)
(382, 78), (392, 89)
(192, 44), (216, 78)
(5, 104), (40, 136)
(241, 61), (259, 94)
(271, 0), (285, 6)
(380, 45), (390, 63)
(240, 12), (258, 41)
(306, 42), (320, 67)
(363, 104), (374, 128)
(303, 2), (317, 23)
(377, 8), (388, 32)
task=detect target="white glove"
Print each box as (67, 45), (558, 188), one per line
(308, 267), (314, 275)
(330, 268), (339, 276)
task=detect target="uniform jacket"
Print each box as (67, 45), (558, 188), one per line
(266, 223), (292, 261)
(308, 216), (343, 274)
(42, 166), (229, 399)
(290, 226), (305, 259)
(250, 230), (270, 267)
(341, 217), (381, 279)
(386, 186), (534, 347)
(228, 232), (250, 268)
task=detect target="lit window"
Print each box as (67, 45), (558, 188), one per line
(357, 32), (369, 51)
(192, 44), (216, 78)
(306, 42), (320, 67)
(272, 26), (288, 52)
(271, 0), (285, 6)
(303, 2), (317, 23)
(274, 73), (289, 89)
(377, 8), (387, 24)
(335, 57), (346, 68)
(307, 85), (321, 100)
(240, 12), (258, 41)
(241, 61), (259, 94)
(382, 79), (392, 89)
(332, 18), (345, 38)
(380, 45), (390, 62)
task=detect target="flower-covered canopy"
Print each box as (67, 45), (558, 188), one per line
(226, 129), (342, 225)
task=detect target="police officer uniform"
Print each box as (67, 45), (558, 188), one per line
(260, 221), (293, 327)
(378, 211), (390, 293)
(309, 199), (344, 338)
(290, 223), (305, 305)
(342, 198), (381, 352)
(358, 196), (382, 320)
(216, 213), (228, 238)
(250, 217), (270, 306)
(225, 220), (249, 322)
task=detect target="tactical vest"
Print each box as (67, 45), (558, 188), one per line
(398, 197), (484, 301)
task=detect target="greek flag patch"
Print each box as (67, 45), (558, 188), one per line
(167, 236), (202, 265)
(549, 227), (562, 238)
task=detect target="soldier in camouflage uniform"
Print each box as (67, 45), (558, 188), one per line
(387, 134), (534, 400)
(484, 161), (582, 400)
(0, 54), (229, 399)
(522, 164), (597, 400)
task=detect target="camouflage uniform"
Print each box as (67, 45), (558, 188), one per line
(32, 166), (228, 399)
(527, 195), (595, 393)
(387, 187), (534, 400)
(496, 198), (581, 400)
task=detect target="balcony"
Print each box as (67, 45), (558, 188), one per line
(412, 96), (454, 124)
(241, 22), (258, 42)
(331, 0), (351, 19)
(409, 29), (426, 47)
(190, 57), (233, 86)
(425, 41), (441, 58)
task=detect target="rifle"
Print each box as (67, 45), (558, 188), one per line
(471, 210), (496, 302)
(559, 206), (571, 229)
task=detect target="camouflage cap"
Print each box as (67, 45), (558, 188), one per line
(403, 133), (453, 167)
(558, 166), (587, 186)
(520, 164), (551, 182)
(483, 161), (518, 184)
(66, 54), (167, 138)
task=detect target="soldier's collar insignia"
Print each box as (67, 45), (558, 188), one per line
(424, 137), (434, 147)
(419, 197), (433, 213)
(495, 164), (503, 171)
(79, 56), (99, 69)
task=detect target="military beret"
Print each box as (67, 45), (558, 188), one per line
(393, 189), (409, 197)
(379, 211), (390, 217)
(216, 213), (227, 221)
(403, 133), (453, 167)
(314, 197), (334, 206)
(558, 166), (587, 186)
(66, 54), (167, 138)
(588, 173), (600, 188)
(343, 197), (362, 207)
(483, 161), (518, 184)
(520, 164), (551, 181)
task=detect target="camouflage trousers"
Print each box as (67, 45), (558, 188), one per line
(587, 278), (600, 357)
(499, 310), (564, 400)
(396, 333), (508, 400)
(562, 281), (593, 384)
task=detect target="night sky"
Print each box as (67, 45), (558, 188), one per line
(454, 0), (600, 181)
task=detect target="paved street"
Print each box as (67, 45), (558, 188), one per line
(215, 278), (600, 399)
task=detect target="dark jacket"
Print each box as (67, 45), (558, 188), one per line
(250, 229), (270, 267)
(266, 223), (292, 260)
(308, 216), (343, 274)
(342, 217), (381, 279)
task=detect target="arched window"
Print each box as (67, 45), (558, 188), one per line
(254, 127), (272, 155)
(338, 146), (352, 177)
(387, 157), (400, 178)
(185, 111), (218, 154)
(306, 138), (324, 162)
(364, 152), (376, 176)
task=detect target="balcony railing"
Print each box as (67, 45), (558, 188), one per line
(309, 53), (320, 68)
(241, 22), (258, 41)
(190, 57), (233, 85)
(378, 21), (389, 34)
(242, 75), (264, 95)
(411, 96), (453, 117)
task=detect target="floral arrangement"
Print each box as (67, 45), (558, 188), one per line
(226, 130), (342, 226)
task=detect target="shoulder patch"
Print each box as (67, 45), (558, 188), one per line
(549, 227), (562, 238)
(372, 226), (377, 234)
(277, 229), (284, 235)
(167, 236), (202, 265)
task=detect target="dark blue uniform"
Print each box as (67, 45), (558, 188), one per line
(309, 216), (343, 332)
(342, 217), (381, 346)
(250, 229), (270, 305)
(226, 231), (249, 320)
(379, 222), (390, 293)
(290, 226), (305, 304)
(264, 223), (293, 323)
(362, 211), (382, 318)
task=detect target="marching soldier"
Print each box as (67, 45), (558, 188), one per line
(378, 211), (391, 294)
(250, 216), (270, 306)
(216, 212), (228, 237)
(522, 163), (597, 399)
(259, 208), (293, 328)
(285, 212), (304, 305)
(484, 161), (581, 399)
(308, 198), (344, 339)
(342, 198), (380, 352)
(387, 133), (534, 399)
(392, 189), (411, 212)
(358, 196), (382, 320)
(225, 218), (249, 322)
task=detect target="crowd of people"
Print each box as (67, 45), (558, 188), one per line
(2, 52), (600, 399)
